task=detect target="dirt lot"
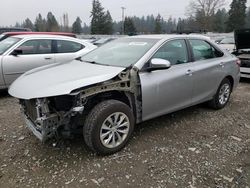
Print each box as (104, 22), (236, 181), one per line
(0, 80), (250, 188)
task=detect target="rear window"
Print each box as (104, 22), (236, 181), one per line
(189, 39), (224, 61)
(56, 40), (84, 53)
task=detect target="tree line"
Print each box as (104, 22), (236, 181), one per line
(13, 0), (250, 34)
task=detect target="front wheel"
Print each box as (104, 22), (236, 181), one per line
(208, 78), (232, 109)
(83, 100), (134, 155)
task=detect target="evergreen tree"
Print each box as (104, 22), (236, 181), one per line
(165, 17), (176, 33)
(14, 22), (22, 28)
(22, 18), (34, 31)
(227, 0), (247, 32)
(195, 10), (207, 30)
(103, 11), (113, 34)
(112, 15), (177, 34)
(213, 9), (228, 32)
(245, 8), (250, 28)
(72, 17), (82, 34)
(90, 0), (106, 34)
(176, 18), (184, 33)
(82, 23), (91, 34)
(113, 21), (122, 34)
(46, 12), (59, 32)
(34, 14), (47, 31)
(124, 17), (136, 35)
(154, 14), (162, 34)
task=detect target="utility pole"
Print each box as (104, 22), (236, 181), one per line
(121, 6), (126, 34)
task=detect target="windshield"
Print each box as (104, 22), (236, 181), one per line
(220, 37), (234, 44)
(0, 37), (21, 55)
(81, 38), (159, 67)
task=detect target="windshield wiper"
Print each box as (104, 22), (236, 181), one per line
(75, 58), (97, 64)
(83, 60), (98, 64)
(75, 57), (83, 62)
(82, 60), (113, 66)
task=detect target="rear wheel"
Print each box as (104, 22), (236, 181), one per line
(83, 100), (134, 155)
(208, 78), (232, 109)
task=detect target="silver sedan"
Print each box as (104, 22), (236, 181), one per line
(0, 34), (97, 89)
(9, 35), (240, 155)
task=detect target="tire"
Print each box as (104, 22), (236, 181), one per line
(83, 100), (135, 155)
(208, 78), (232, 110)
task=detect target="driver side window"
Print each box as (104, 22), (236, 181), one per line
(152, 39), (188, 66)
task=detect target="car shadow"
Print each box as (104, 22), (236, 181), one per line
(0, 90), (9, 98)
(46, 103), (208, 157)
(133, 103), (207, 135)
(240, 78), (250, 83)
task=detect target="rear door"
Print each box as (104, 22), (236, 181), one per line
(2, 39), (54, 86)
(139, 39), (194, 121)
(187, 39), (225, 104)
(54, 40), (85, 63)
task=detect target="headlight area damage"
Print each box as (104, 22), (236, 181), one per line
(19, 67), (142, 142)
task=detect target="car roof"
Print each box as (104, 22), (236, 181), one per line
(8, 34), (96, 47)
(3, 32), (76, 38)
(128, 34), (210, 40)
(11, 34), (78, 40)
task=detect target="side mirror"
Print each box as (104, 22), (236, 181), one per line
(147, 58), (171, 72)
(11, 49), (23, 56)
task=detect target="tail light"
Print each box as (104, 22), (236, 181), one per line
(236, 59), (241, 66)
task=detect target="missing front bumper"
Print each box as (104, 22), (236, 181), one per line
(23, 113), (60, 142)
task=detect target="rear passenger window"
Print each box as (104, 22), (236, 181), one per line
(56, 40), (84, 53)
(152, 39), (188, 66)
(189, 39), (223, 61)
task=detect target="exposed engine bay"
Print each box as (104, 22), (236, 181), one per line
(20, 68), (141, 142)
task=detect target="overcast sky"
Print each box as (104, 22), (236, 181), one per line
(0, 0), (250, 26)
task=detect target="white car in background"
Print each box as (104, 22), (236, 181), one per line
(0, 35), (97, 89)
(217, 37), (235, 53)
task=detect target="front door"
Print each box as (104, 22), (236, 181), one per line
(139, 39), (194, 121)
(2, 39), (54, 86)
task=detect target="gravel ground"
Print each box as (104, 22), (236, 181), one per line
(0, 80), (250, 188)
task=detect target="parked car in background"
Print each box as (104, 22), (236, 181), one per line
(9, 35), (240, 155)
(217, 37), (235, 53)
(233, 29), (250, 78)
(0, 27), (31, 34)
(214, 37), (225, 44)
(0, 34), (97, 89)
(0, 32), (77, 41)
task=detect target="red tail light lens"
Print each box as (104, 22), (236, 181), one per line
(236, 59), (241, 66)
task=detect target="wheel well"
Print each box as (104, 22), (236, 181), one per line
(225, 76), (234, 89)
(84, 91), (136, 117)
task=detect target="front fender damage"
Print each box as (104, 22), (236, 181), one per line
(20, 67), (142, 142)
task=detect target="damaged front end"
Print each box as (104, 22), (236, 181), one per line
(19, 68), (141, 142)
(20, 95), (84, 142)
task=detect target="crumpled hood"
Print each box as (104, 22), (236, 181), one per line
(8, 60), (125, 99)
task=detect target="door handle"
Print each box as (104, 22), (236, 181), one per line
(45, 57), (52, 60)
(186, 69), (193, 76)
